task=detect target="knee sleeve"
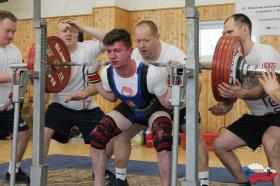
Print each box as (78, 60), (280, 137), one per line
(151, 116), (172, 152)
(90, 115), (121, 150)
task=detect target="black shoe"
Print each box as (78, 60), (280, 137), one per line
(114, 178), (129, 186)
(92, 169), (116, 185)
(105, 169), (116, 186)
(4, 167), (30, 184)
(238, 182), (251, 186)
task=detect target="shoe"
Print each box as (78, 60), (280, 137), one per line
(114, 178), (129, 186)
(238, 182), (251, 186)
(105, 169), (116, 186)
(92, 169), (116, 185)
(4, 167), (30, 184)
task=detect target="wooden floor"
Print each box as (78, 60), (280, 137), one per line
(0, 139), (268, 168)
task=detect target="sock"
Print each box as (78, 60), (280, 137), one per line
(199, 171), (209, 186)
(8, 161), (21, 173)
(116, 168), (127, 181)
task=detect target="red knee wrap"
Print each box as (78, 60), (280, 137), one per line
(151, 116), (172, 152)
(90, 115), (121, 150)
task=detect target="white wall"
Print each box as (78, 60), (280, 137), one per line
(0, 0), (239, 19)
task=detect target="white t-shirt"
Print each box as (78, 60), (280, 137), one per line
(52, 40), (103, 110)
(132, 40), (186, 64)
(100, 61), (168, 98)
(0, 44), (22, 111)
(243, 43), (280, 116)
(132, 40), (186, 82)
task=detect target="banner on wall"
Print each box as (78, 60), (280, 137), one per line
(236, 0), (280, 36)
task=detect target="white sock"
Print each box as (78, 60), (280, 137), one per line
(199, 171), (209, 186)
(116, 168), (127, 181)
(8, 161), (21, 173)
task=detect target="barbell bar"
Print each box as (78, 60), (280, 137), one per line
(23, 35), (279, 100)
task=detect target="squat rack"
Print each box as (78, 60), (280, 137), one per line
(10, 0), (200, 185)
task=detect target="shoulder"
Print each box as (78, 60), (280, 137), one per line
(131, 48), (143, 61)
(8, 44), (21, 54)
(160, 41), (186, 63)
(147, 64), (167, 80)
(253, 43), (279, 55)
(79, 40), (101, 47)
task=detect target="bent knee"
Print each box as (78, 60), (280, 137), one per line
(18, 129), (30, 139)
(262, 136), (280, 154)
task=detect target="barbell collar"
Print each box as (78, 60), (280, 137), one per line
(246, 65), (280, 76)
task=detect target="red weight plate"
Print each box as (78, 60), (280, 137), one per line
(26, 36), (71, 93)
(211, 35), (244, 102)
(46, 36), (71, 93)
(212, 36), (228, 101)
(27, 43), (35, 71)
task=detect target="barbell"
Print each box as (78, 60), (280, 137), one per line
(24, 35), (279, 101)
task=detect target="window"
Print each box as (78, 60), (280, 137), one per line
(199, 21), (223, 63)
(199, 21), (259, 63)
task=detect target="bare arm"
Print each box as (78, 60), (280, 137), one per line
(94, 82), (117, 102)
(157, 87), (172, 110)
(218, 80), (265, 100)
(259, 71), (280, 104)
(0, 74), (12, 83)
(64, 19), (106, 41)
(65, 83), (100, 103)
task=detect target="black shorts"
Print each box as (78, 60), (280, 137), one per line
(227, 112), (280, 150)
(0, 108), (28, 140)
(45, 103), (104, 144)
(170, 107), (201, 126)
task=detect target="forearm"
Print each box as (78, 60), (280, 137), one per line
(0, 74), (12, 83)
(158, 87), (172, 110)
(268, 87), (280, 104)
(94, 83), (116, 102)
(239, 84), (265, 100)
(83, 84), (99, 98)
(79, 26), (106, 41)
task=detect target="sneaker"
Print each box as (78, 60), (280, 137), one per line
(92, 169), (116, 185)
(4, 167), (30, 184)
(105, 169), (116, 186)
(113, 178), (129, 186)
(238, 182), (251, 186)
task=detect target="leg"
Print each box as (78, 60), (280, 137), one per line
(213, 129), (248, 183)
(198, 129), (209, 186)
(16, 130), (30, 163)
(181, 125), (209, 172)
(44, 127), (55, 158)
(262, 126), (280, 186)
(149, 112), (172, 186)
(114, 124), (146, 168)
(92, 147), (108, 186)
(91, 111), (132, 186)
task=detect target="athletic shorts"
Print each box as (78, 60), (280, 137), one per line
(113, 103), (200, 127)
(227, 112), (280, 150)
(170, 107), (201, 126)
(45, 103), (104, 144)
(0, 108), (28, 140)
(113, 102), (169, 126)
